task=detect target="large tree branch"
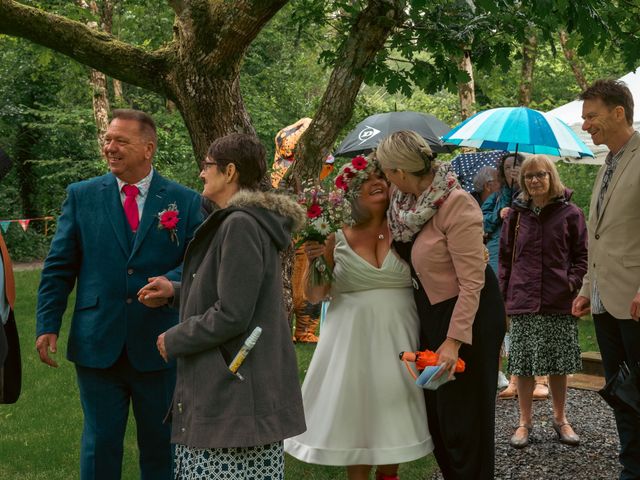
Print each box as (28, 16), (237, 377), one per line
(173, 0), (287, 68)
(290, 0), (406, 183)
(168, 0), (186, 16)
(0, 0), (170, 94)
(209, 0), (288, 62)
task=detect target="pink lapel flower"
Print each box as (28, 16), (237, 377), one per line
(158, 203), (180, 245)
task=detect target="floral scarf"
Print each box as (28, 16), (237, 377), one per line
(388, 164), (460, 242)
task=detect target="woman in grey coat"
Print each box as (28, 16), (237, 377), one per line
(139, 133), (306, 479)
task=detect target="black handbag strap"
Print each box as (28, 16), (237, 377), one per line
(511, 212), (521, 266)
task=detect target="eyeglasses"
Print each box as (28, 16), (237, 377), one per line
(524, 171), (549, 181)
(201, 160), (217, 171)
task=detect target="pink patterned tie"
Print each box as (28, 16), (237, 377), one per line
(122, 184), (140, 232)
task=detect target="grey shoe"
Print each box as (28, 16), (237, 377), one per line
(509, 424), (532, 449)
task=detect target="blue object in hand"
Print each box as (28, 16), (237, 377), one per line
(415, 364), (455, 391)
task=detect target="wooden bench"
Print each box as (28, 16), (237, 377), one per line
(581, 351), (605, 377)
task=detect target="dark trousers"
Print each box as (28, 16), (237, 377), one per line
(593, 312), (640, 480)
(416, 267), (505, 480)
(0, 310), (21, 404)
(75, 350), (176, 480)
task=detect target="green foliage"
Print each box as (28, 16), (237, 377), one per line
(475, 38), (628, 110)
(0, 225), (51, 262)
(0, 0), (633, 263)
(241, 2), (331, 164)
(153, 111), (202, 190)
(556, 160), (600, 218)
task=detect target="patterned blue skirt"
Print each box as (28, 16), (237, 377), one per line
(174, 441), (284, 480)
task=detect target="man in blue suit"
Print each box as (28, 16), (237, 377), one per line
(36, 109), (202, 480)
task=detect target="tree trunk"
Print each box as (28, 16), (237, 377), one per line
(290, 0), (406, 184)
(518, 27), (538, 107)
(90, 67), (110, 145)
(80, 1), (115, 146)
(168, 62), (255, 162)
(559, 29), (589, 92)
(458, 48), (476, 120)
(113, 78), (124, 102)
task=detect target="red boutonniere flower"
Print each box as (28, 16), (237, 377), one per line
(158, 203), (180, 245)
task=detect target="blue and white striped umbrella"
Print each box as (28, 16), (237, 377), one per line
(442, 107), (594, 158)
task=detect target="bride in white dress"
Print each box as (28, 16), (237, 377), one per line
(284, 156), (433, 480)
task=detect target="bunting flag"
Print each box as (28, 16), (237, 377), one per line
(18, 219), (31, 232)
(0, 216), (54, 234)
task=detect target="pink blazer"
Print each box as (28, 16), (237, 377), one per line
(411, 188), (485, 345)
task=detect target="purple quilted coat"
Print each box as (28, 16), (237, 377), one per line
(498, 189), (588, 315)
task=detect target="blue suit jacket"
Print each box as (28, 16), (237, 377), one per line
(36, 172), (202, 372)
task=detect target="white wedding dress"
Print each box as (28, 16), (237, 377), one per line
(284, 230), (433, 466)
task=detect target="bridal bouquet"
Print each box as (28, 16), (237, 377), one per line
(296, 182), (351, 286)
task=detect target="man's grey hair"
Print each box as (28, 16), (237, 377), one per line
(472, 166), (497, 192)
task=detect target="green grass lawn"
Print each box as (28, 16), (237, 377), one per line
(1, 270), (598, 479)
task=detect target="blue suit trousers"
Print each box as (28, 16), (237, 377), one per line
(75, 350), (175, 480)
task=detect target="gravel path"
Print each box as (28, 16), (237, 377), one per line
(13, 261), (43, 271)
(431, 388), (621, 479)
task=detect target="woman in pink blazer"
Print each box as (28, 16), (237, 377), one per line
(376, 131), (506, 480)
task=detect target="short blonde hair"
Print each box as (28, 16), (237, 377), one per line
(375, 130), (433, 175)
(518, 154), (565, 202)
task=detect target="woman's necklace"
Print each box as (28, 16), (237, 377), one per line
(377, 223), (389, 240)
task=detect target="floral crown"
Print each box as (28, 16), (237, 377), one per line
(334, 155), (381, 199)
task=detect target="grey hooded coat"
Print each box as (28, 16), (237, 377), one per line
(164, 190), (307, 449)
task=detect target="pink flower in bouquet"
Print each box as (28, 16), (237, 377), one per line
(328, 190), (344, 205)
(351, 155), (368, 170)
(307, 203), (323, 219)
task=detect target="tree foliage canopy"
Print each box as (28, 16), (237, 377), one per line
(0, 0), (638, 259)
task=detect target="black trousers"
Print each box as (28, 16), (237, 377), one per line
(593, 312), (640, 480)
(0, 310), (21, 404)
(414, 267), (505, 480)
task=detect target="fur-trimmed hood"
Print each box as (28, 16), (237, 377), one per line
(225, 190), (305, 251)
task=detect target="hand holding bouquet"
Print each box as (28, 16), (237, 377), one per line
(296, 183), (350, 286)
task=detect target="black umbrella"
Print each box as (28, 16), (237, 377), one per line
(335, 111), (455, 157)
(599, 362), (640, 419)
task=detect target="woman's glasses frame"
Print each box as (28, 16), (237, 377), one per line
(524, 171), (550, 182)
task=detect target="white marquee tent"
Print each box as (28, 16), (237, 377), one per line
(547, 67), (640, 164)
